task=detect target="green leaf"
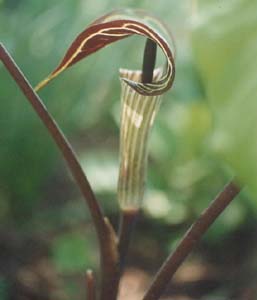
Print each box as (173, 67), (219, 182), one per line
(192, 0), (257, 197)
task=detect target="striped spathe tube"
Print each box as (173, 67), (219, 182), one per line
(118, 68), (163, 209)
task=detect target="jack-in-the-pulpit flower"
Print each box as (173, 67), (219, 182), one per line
(118, 69), (163, 209)
(35, 9), (175, 209)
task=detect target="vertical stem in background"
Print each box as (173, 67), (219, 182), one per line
(142, 180), (241, 300)
(0, 43), (119, 300)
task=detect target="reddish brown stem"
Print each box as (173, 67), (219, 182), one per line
(86, 270), (96, 300)
(118, 208), (139, 271)
(0, 43), (119, 300)
(143, 180), (241, 300)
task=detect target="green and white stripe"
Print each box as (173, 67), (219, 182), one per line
(118, 69), (162, 209)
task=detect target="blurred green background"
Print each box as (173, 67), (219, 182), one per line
(1, 0), (257, 299)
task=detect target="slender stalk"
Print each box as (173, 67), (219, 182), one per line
(86, 270), (96, 300)
(0, 43), (119, 300)
(118, 208), (139, 271)
(142, 180), (241, 300)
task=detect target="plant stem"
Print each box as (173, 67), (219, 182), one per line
(118, 208), (139, 271)
(0, 43), (119, 300)
(86, 270), (96, 300)
(142, 180), (241, 300)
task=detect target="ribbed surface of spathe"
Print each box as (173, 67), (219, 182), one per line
(118, 69), (162, 208)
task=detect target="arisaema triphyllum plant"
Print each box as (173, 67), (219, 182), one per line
(0, 8), (241, 300)
(34, 9), (175, 299)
